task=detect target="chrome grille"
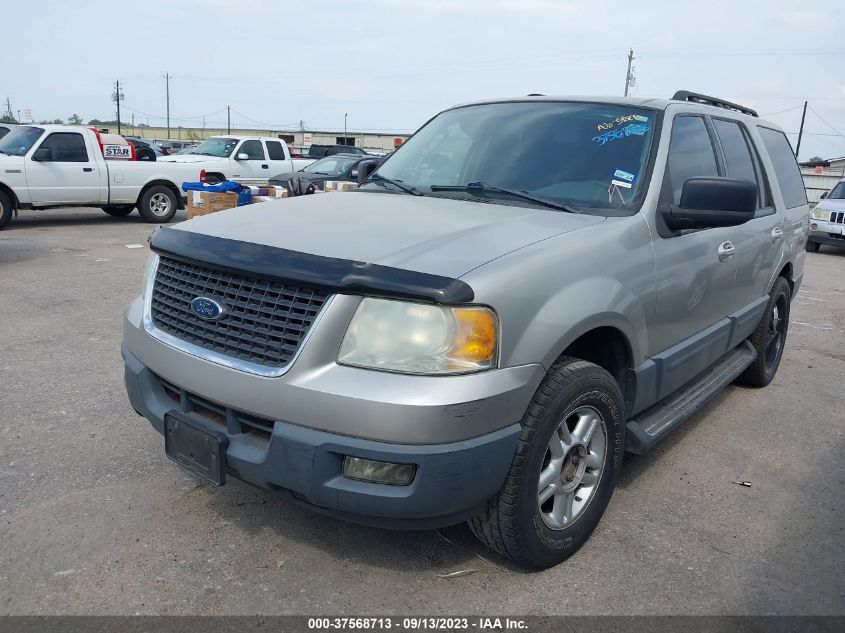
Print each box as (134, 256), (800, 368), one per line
(150, 256), (329, 368)
(829, 211), (845, 225)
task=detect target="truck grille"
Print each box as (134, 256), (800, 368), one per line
(828, 211), (845, 225)
(150, 256), (330, 368)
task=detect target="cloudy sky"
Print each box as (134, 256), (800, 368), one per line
(3, 0), (844, 160)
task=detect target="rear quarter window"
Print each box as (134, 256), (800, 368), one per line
(758, 127), (807, 209)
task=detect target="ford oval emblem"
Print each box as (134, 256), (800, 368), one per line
(190, 296), (224, 321)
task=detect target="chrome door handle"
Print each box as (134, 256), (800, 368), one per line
(771, 226), (784, 242)
(718, 241), (736, 262)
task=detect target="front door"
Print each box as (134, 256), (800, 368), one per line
(229, 139), (270, 183)
(25, 131), (103, 205)
(650, 113), (745, 397)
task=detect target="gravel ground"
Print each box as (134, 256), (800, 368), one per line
(0, 207), (843, 615)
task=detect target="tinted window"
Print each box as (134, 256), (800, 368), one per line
(665, 116), (719, 205)
(758, 127), (807, 209)
(39, 132), (89, 162)
(266, 140), (286, 160)
(0, 126), (9, 140)
(239, 140), (265, 160)
(714, 119), (759, 201)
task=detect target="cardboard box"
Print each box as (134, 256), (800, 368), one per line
(187, 191), (241, 219)
(323, 181), (358, 192)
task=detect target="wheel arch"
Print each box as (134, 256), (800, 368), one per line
(137, 180), (184, 210)
(0, 182), (19, 208)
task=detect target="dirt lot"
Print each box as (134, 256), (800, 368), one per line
(1, 207), (843, 615)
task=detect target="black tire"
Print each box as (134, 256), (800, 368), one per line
(103, 205), (134, 217)
(469, 357), (625, 568)
(137, 185), (178, 223)
(0, 190), (12, 229)
(736, 276), (791, 388)
(806, 241), (820, 253)
(136, 147), (156, 161)
(204, 173), (225, 185)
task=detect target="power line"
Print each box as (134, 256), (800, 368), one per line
(760, 105), (805, 117)
(807, 105), (845, 139)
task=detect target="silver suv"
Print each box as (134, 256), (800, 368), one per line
(123, 91), (809, 568)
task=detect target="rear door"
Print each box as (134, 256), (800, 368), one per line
(756, 126), (810, 291)
(711, 117), (783, 313)
(25, 131), (104, 205)
(265, 140), (293, 176)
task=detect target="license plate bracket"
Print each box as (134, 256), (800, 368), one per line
(164, 412), (228, 485)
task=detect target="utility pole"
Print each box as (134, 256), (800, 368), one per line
(3, 97), (13, 121)
(164, 73), (171, 139)
(795, 100), (808, 158)
(112, 80), (124, 134)
(344, 113), (348, 144)
(227, 106), (231, 134)
(624, 49), (635, 97)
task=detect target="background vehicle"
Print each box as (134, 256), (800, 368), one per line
(269, 154), (383, 190)
(158, 135), (315, 184)
(157, 140), (194, 155)
(123, 92), (807, 568)
(808, 178), (845, 252)
(124, 136), (165, 161)
(0, 124), (201, 228)
(304, 144), (369, 159)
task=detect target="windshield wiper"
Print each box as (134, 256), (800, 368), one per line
(366, 173), (423, 196)
(430, 181), (578, 213)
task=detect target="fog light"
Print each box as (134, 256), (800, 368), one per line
(342, 456), (416, 486)
(811, 222), (818, 231)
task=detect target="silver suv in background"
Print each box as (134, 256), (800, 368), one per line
(122, 91), (809, 568)
(808, 178), (845, 251)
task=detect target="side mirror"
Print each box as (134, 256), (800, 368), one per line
(662, 177), (757, 231)
(357, 160), (380, 184)
(235, 152), (249, 161)
(820, 191), (828, 200)
(31, 147), (53, 161)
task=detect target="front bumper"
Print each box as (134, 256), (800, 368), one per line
(123, 295), (544, 528)
(124, 345), (522, 528)
(808, 219), (845, 247)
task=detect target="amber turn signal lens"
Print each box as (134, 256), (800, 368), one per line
(452, 308), (497, 363)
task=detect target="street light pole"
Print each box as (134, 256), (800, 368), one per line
(344, 113), (348, 145)
(164, 73), (171, 139)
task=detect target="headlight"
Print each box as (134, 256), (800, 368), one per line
(142, 253), (159, 297)
(811, 207), (830, 220)
(337, 298), (498, 375)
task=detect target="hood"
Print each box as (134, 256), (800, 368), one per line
(174, 191), (603, 278)
(0, 153), (24, 167)
(816, 197), (845, 212)
(158, 154), (227, 164)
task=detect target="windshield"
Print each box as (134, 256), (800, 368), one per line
(302, 156), (358, 175)
(367, 102), (657, 210)
(0, 126), (45, 156)
(827, 182), (845, 200)
(186, 137), (239, 157)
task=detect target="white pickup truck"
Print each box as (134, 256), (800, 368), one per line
(158, 135), (315, 185)
(0, 124), (202, 229)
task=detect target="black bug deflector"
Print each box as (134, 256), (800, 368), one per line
(149, 227), (475, 305)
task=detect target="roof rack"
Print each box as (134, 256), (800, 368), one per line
(671, 90), (758, 118)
